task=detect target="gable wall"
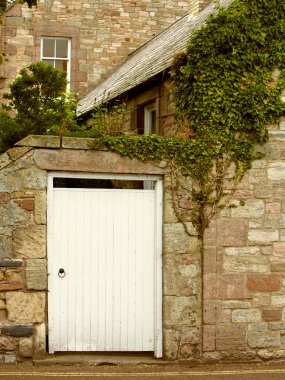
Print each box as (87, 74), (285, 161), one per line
(0, 0), (212, 99)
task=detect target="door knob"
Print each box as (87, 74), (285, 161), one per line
(58, 268), (66, 278)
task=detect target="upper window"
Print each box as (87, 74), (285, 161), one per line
(41, 37), (71, 84)
(144, 102), (156, 134)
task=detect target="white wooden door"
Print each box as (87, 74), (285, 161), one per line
(47, 174), (162, 356)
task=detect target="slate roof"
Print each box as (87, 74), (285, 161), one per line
(77, 0), (233, 116)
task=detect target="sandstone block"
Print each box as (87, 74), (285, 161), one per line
(0, 236), (12, 259)
(180, 327), (200, 345)
(7, 147), (32, 161)
(13, 226), (46, 259)
(34, 149), (165, 175)
(216, 324), (246, 351)
(19, 338), (33, 358)
(224, 247), (259, 256)
(232, 309), (261, 323)
(266, 202), (281, 214)
(33, 323), (46, 359)
(4, 354), (16, 363)
(203, 273), (217, 300)
(6, 292), (45, 324)
(248, 331), (280, 348)
(268, 163), (285, 180)
(262, 309), (282, 322)
(221, 350), (257, 362)
(271, 263), (285, 272)
(164, 223), (199, 254)
(163, 191), (179, 224)
(180, 344), (195, 359)
(247, 274), (281, 292)
(258, 349), (285, 359)
(264, 214), (285, 229)
(203, 352), (221, 364)
(271, 295), (285, 307)
(0, 281), (23, 291)
(34, 191), (47, 225)
(203, 247), (216, 274)
(249, 219), (263, 229)
(0, 193), (10, 204)
(164, 296), (199, 327)
(0, 153), (12, 170)
(223, 255), (268, 273)
(16, 167), (47, 190)
(0, 202), (29, 226)
(203, 325), (215, 352)
(269, 321), (285, 330)
(254, 182), (272, 199)
(222, 301), (251, 309)
(217, 275), (247, 300)
(26, 259), (47, 290)
(261, 246), (272, 256)
(203, 301), (216, 324)
(5, 270), (22, 283)
(248, 322), (268, 332)
(14, 199), (34, 211)
(273, 183), (285, 200)
(163, 328), (180, 360)
(249, 169), (267, 184)
(231, 200), (264, 218)
(217, 219), (247, 247)
(273, 242), (285, 258)
(15, 135), (60, 148)
(248, 229), (279, 244)
(265, 144), (279, 160)
(0, 337), (14, 352)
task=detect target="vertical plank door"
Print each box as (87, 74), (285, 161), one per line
(48, 182), (161, 354)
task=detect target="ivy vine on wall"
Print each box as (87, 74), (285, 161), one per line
(92, 0), (285, 237)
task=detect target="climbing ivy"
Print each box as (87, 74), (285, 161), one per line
(90, 0), (285, 236)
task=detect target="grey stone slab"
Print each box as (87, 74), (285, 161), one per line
(2, 325), (33, 337)
(0, 259), (23, 268)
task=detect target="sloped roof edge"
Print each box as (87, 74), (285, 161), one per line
(77, 0), (233, 116)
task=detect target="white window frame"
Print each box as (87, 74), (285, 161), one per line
(143, 103), (157, 189)
(41, 37), (71, 87)
(144, 103), (156, 135)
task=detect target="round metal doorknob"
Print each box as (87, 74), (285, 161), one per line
(58, 268), (66, 278)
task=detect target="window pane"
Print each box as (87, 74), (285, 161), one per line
(42, 59), (55, 67)
(56, 39), (68, 58)
(55, 60), (68, 72)
(42, 39), (55, 57)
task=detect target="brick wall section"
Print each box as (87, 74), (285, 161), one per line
(203, 118), (285, 363)
(0, 0), (198, 97)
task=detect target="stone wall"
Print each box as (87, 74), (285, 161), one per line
(0, 0), (200, 98)
(4, 127), (285, 363)
(0, 145), (47, 362)
(203, 119), (285, 363)
(0, 135), (201, 361)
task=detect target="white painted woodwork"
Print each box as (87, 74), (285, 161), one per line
(48, 173), (163, 356)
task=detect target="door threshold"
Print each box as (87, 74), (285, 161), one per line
(34, 352), (169, 366)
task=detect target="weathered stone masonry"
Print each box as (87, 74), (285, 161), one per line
(0, 135), (202, 361)
(0, 0), (198, 98)
(203, 119), (285, 363)
(3, 122), (285, 362)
